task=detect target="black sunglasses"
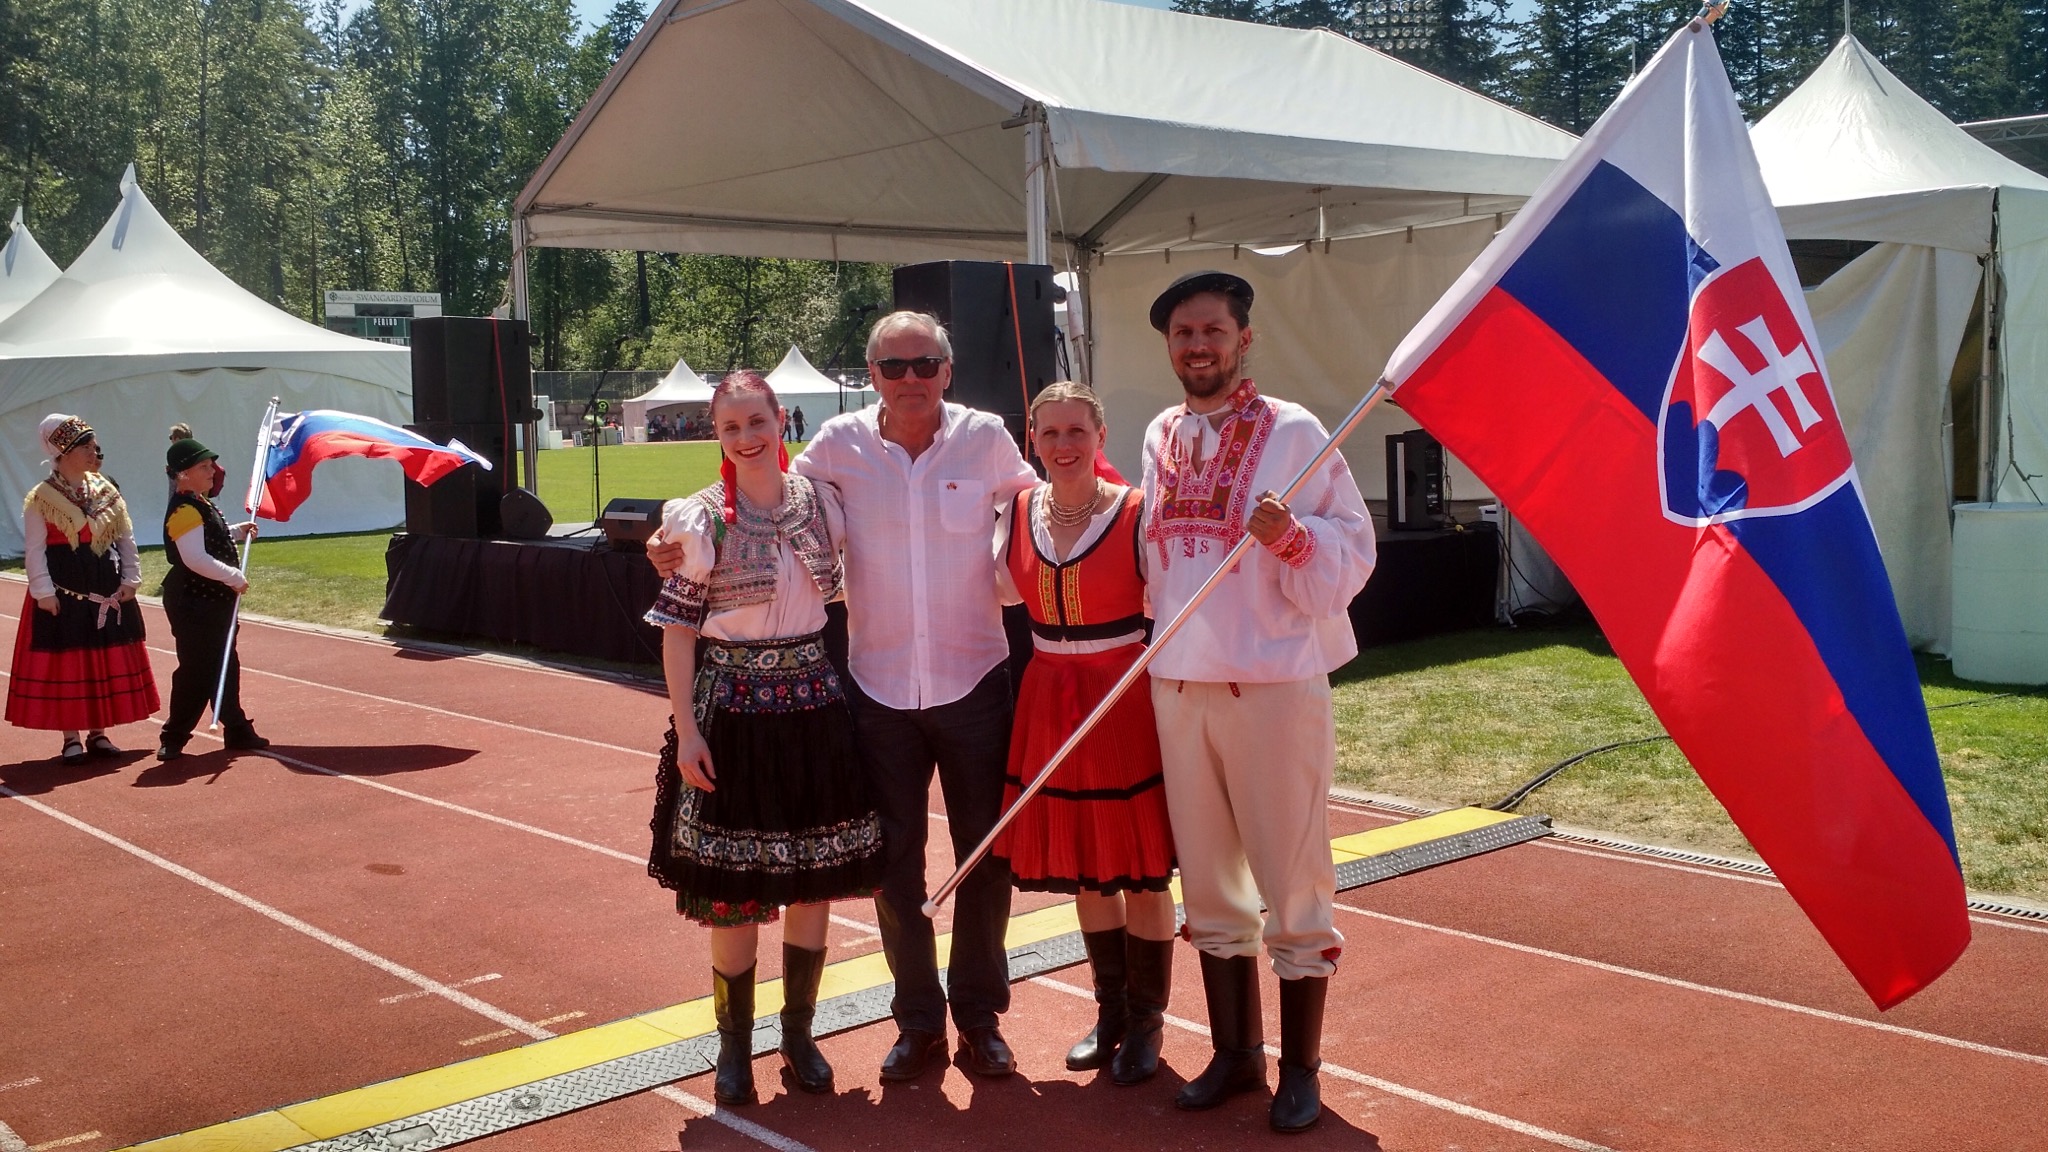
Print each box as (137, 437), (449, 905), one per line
(872, 356), (946, 380)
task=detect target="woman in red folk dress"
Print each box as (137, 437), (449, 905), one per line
(6, 415), (160, 761)
(992, 381), (1178, 1085)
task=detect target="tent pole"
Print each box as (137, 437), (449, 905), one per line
(1025, 109), (1049, 266)
(511, 216), (540, 494)
(1075, 251), (1096, 386)
(1980, 194), (2002, 501)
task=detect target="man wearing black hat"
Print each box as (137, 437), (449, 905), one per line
(159, 430), (268, 760)
(1139, 271), (1375, 1133)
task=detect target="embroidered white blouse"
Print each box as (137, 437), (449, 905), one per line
(644, 482), (845, 643)
(1140, 383), (1377, 683)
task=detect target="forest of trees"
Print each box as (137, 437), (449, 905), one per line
(1, 0), (2042, 373)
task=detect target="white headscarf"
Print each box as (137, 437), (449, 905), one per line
(39, 413), (86, 466)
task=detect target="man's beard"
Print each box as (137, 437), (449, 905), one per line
(1174, 347), (1241, 401)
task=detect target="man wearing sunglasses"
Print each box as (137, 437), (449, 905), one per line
(649, 311), (1035, 1081)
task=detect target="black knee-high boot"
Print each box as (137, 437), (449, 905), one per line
(1174, 951), (1266, 1110)
(779, 944), (833, 1094)
(1111, 935), (1173, 1085)
(1067, 927), (1130, 1071)
(713, 965), (757, 1105)
(1270, 975), (1328, 1132)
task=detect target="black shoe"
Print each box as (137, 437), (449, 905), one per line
(1111, 935), (1174, 1086)
(712, 965), (757, 1105)
(59, 737), (87, 765)
(1067, 927), (1130, 1071)
(1174, 952), (1266, 1111)
(1269, 975), (1328, 1133)
(155, 737), (187, 762)
(86, 733), (121, 757)
(879, 1028), (946, 1081)
(778, 943), (833, 1094)
(223, 722), (269, 751)
(955, 1025), (1015, 1077)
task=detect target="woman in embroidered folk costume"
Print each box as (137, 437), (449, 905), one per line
(7, 415), (159, 761)
(158, 431), (268, 761)
(644, 371), (884, 1106)
(990, 382), (1178, 1085)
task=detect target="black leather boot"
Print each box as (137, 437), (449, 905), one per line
(223, 720), (269, 751)
(713, 964), (757, 1105)
(1270, 976), (1328, 1133)
(1067, 927), (1130, 1071)
(1110, 934), (1173, 1086)
(1174, 951), (1266, 1110)
(779, 943), (833, 1094)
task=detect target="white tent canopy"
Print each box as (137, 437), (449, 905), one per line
(623, 356), (711, 438)
(1751, 36), (2048, 652)
(0, 209), (61, 325)
(764, 345), (876, 410)
(0, 167), (412, 553)
(513, 0), (1574, 480)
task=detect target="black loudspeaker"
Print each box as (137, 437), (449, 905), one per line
(500, 487), (554, 540)
(403, 421), (510, 537)
(892, 261), (1057, 447)
(410, 316), (535, 426)
(1386, 430), (1447, 532)
(600, 497), (666, 552)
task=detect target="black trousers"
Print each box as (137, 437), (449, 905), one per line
(850, 664), (1015, 1034)
(161, 577), (248, 741)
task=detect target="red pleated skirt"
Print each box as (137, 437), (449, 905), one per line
(6, 593), (161, 731)
(993, 643), (1175, 894)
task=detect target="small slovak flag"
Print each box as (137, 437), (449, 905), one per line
(256, 410), (491, 522)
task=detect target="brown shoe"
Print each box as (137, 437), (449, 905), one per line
(879, 1029), (946, 1081)
(955, 1025), (1014, 1077)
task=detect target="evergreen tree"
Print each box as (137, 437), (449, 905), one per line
(1513, 0), (1627, 133)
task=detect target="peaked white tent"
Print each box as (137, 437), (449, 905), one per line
(764, 345), (876, 412)
(0, 209), (61, 325)
(624, 356), (712, 438)
(0, 167), (413, 553)
(1752, 36), (2048, 652)
(512, 0), (1575, 481)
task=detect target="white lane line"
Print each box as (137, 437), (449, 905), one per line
(1333, 901), (2048, 1067)
(0, 1078), (36, 1093)
(652, 1085), (821, 1152)
(26, 1133), (100, 1152)
(1030, 975), (1617, 1152)
(5, 788), (823, 1152)
(381, 974), (501, 1004)
(2, 787), (548, 1041)
(0, 1120), (26, 1152)
(829, 912), (875, 932)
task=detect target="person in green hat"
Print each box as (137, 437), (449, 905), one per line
(159, 426), (267, 760)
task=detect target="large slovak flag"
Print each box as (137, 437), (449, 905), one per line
(256, 410), (491, 521)
(1384, 22), (1967, 1007)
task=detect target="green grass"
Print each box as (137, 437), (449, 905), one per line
(1331, 620), (2048, 902)
(533, 441), (791, 523)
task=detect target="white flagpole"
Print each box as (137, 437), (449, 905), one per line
(210, 398), (280, 731)
(921, 380), (1392, 918)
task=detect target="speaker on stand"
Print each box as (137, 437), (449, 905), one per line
(892, 261), (1058, 450)
(405, 316), (547, 537)
(1385, 430), (1447, 532)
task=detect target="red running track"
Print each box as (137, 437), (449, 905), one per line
(0, 587), (2043, 1152)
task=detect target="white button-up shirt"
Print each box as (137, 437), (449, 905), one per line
(1141, 384), (1376, 683)
(795, 402), (1037, 710)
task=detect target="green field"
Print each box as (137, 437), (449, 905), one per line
(533, 440), (757, 523)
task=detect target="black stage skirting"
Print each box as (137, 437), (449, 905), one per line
(383, 533), (666, 666)
(384, 521), (1499, 668)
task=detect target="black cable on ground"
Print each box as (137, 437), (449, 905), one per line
(1487, 693), (2023, 813)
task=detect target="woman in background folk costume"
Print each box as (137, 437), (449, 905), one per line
(6, 415), (159, 762)
(643, 370), (884, 1106)
(991, 381), (1178, 1086)
(158, 428), (268, 761)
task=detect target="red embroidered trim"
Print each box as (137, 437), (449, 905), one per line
(1145, 381), (1274, 569)
(1266, 518), (1316, 569)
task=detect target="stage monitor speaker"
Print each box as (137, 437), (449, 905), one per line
(600, 497), (666, 552)
(1386, 430), (1446, 532)
(500, 487), (554, 540)
(403, 420), (512, 537)
(411, 316), (535, 427)
(892, 261), (1057, 447)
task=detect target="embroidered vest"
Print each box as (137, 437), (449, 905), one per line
(695, 474), (841, 615)
(25, 475), (131, 556)
(1007, 487), (1146, 643)
(1143, 380), (1275, 569)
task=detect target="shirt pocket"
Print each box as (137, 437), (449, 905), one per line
(937, 479), (992, 534)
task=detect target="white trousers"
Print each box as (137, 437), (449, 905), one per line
(1152, 675), (1342, 979)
